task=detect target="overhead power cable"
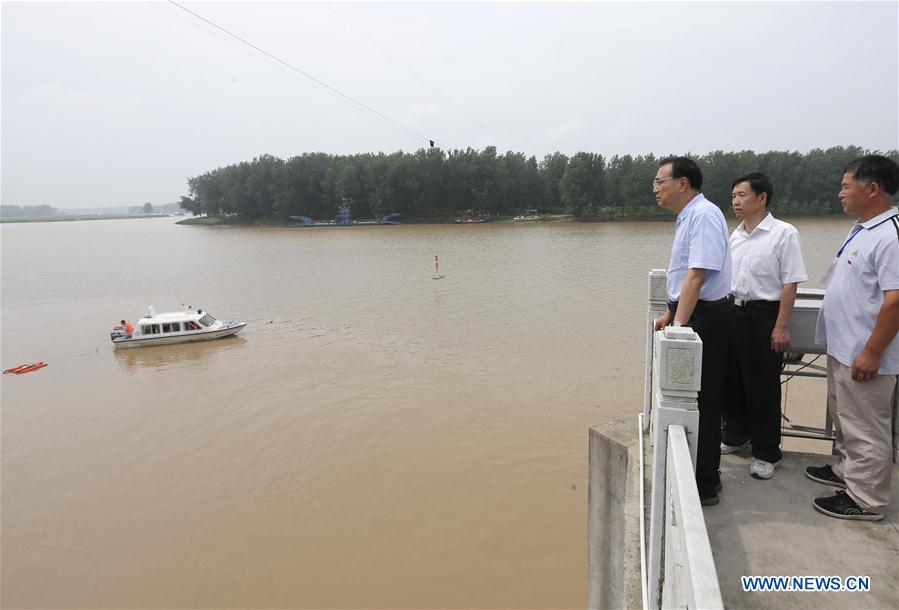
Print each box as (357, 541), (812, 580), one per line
(323, 2), (505, 146)
(167, 1), (435, 147)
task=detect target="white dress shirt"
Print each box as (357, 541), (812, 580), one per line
(730, 212), (808, 301)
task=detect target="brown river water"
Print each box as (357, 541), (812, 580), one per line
(1, 216), (849, 608)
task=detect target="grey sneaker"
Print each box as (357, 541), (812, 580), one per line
(813, 490), (883, 521)
(750, 458), (776, 479)
(720, 440), (751, 454)
(805, 464), (847, 488)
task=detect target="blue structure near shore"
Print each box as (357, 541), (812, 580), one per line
(289, 198), (400, 227)
(337, 203), (351, 225)
(288, 210), (401, 227)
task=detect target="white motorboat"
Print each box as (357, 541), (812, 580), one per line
(513, 209), (540, 222)
(110, 306), (246, 349)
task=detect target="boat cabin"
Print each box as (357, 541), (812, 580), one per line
(138, 313), (215, 336)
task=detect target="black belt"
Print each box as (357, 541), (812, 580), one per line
(667, 297), (729, 312)
(728, 295), (780, 309)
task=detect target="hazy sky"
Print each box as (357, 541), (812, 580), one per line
(2, 1), (897, 208)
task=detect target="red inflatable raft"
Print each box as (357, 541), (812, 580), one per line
(3, 362), (48, 374)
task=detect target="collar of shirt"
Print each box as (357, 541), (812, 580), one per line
(675, 193), (706, 226)
(859, 205), (899, 229)
(736, 212), (774, 237)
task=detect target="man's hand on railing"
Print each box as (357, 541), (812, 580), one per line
(654, 309), (672, 331)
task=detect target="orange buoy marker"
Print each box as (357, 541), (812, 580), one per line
(3, 362), (48, 374)
(432, 255), (445, 280)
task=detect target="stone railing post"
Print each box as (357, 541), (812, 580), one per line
(646, 325), (702, 608)
(643, 269), (669, 432)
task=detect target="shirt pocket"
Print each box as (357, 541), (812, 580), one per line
(671, 233), (690, 269)
(749, 252), (780, 284)
(844, 248), (878, 287)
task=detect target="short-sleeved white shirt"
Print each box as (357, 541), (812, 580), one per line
(730, 213), (808, 301)
(816, 206), (899, 374)
(666, 194), (732, 301)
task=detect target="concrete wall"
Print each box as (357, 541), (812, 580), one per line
(587, 419), (643, 609)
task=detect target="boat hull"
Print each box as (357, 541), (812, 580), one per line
(112, 322), (246, 349)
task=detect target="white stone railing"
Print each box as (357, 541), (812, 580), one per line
(646, 325), (722, 609)
(644, 269), (723, 609)
(660, 425), (724, 609)
(591, 275), (896, 607)
(643, 269), (669, 431)
(588, 271), (723, 609)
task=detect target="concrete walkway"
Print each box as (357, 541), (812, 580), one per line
(704, 450), (899, 609)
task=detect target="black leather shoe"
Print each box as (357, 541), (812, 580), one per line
(699, 482), (722, 506)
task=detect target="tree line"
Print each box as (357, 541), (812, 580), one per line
(179, 146), (898, 222)
(1, 205), (57, 218)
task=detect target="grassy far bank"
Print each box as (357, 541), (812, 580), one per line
(175, 214), (579, 226)
(176, 216), (251, 226)
(175, 208), (856, 226)
(1, 209), (861, 227)
(0, 215), (169, 223)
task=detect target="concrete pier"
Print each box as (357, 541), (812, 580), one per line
(708, 451), (899, 609)
(588, 271), (898, 608)
(588, 424), (899, 609)
(587, 419), (643, 609)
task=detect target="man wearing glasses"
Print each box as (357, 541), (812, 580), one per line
(807, 155), (899, 521)
(653, 157), (733, 506)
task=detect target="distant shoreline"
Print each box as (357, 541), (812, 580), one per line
(174, 211), (852, 227)
(0, 215), (173, 224)
(0, 211), (854, 226)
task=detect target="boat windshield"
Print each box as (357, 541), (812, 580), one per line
(198, 314), (216, 327)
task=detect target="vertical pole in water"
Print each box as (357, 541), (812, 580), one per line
(435, 255), (439, 276)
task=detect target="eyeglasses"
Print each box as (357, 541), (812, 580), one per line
(652, 177), (678, 187)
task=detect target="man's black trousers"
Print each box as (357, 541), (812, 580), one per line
(722, 302), (783, 464)
(667, 299), (733, 495)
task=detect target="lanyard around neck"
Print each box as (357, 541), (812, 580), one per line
(836, 224), (863, 258)
(836, 212), (899, 258)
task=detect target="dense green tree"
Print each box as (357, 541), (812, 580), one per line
(1, 204), (57, 217)
(179, 196), (199, 215)
(559, 152), (605, 216)
(179, 146), (898, 222)
(539, 152), (569, 209)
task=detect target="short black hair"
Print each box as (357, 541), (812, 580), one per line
(844, 155), (899, 196)
(659, 156), (703, 190)
(732, 172), (774, 208)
